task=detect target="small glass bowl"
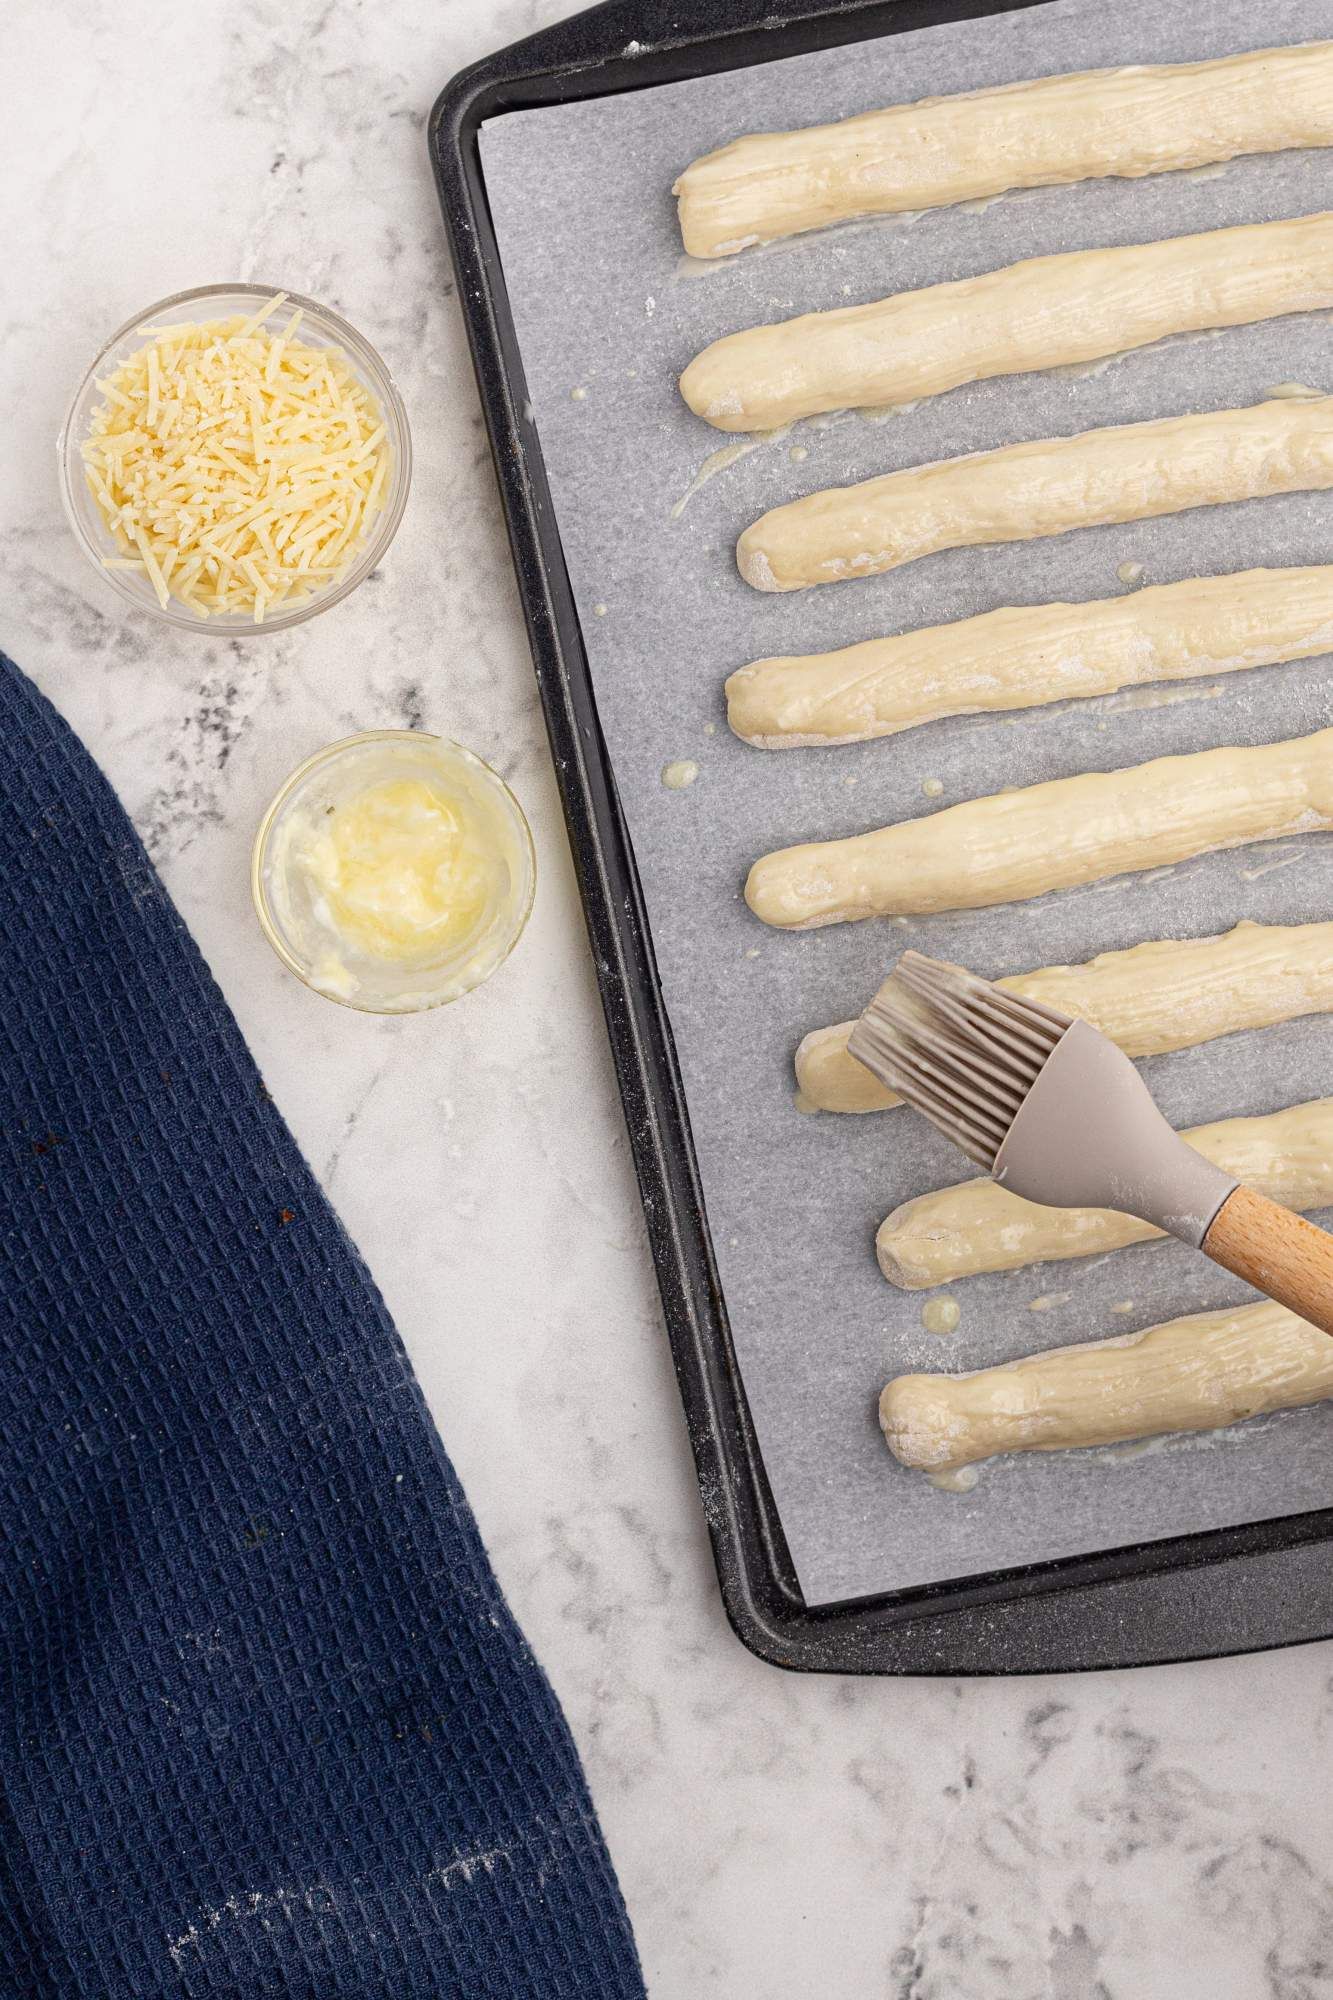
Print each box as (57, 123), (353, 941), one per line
(252, 732), (536, 1014)
(58, 283), (411, 634)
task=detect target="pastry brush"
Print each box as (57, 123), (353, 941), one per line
(847, 949), (1333, 1334)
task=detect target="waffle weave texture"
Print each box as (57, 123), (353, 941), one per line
(0, 654), (645, 2000)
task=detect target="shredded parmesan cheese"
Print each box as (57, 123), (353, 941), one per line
(82, 293), (392, 622)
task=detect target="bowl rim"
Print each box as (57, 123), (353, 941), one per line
(57, 282), (412, 636)
(250, 730), (538, 1014)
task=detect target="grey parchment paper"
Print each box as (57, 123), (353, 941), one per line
(481, 0), (1333, 1606)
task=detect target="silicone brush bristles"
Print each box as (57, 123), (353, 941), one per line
(847, 951), (1072, 1169)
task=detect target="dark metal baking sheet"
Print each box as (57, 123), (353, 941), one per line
(429, 0), (1333, 1671)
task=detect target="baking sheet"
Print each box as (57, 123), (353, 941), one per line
(480, 0), (1333, 1606)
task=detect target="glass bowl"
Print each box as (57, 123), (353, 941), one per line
(58, 283), (411, 634)
(252, 732), (536, 1014)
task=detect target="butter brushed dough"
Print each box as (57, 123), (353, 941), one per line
(726, 566), (1333, 748)
(880, 1301), (1333, 1474)
(674, 42), (1333, 257)
(746, 728), (1333, 929)
(797, 921), (1333, 1113)
(878, 1099), (1333, 1289)
(684, 213), (1333, 432)
(736, 398), (1333, 592)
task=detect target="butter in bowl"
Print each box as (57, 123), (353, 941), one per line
(253, 732), (536, 1014)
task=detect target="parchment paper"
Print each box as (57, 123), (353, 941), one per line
(480, 0), (1333, 1606)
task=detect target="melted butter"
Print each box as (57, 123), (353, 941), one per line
(1241, 845), (1306, 881)
(1104, 681), (1224, 714)
(670, 428), (789, 518)
(921, 1296), (961, 1336)
(289, 775), (504, 965)
(263, 741), (531, 1013)
(857, 397), (920, 425)
(928, 1465), (979, 1492)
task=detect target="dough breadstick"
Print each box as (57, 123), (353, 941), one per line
(877, 1099), (1333, 1289)
(726, 565), (1333, 748)
(797, 921), (1333, 1114)
(746, 727), (1333, 929)
(683, 213), (1333, 431)
(674, 42), (1333, 257)
(880, 1301), (1333, 1473)
(736, 398), (1333, 592)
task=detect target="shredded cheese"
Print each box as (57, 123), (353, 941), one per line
(82, 293), (392, 622)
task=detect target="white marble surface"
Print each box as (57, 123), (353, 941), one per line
(8, 4), (1333, 1993)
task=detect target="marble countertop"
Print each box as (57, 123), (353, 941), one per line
(7, 3), (1333, 1993)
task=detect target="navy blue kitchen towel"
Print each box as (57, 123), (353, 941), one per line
(0, 652), (645, 2000)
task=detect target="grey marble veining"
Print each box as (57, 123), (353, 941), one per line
(7, 3), (1333, 1993)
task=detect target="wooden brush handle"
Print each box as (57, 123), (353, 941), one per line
(1203, 1184), (1333, 1336)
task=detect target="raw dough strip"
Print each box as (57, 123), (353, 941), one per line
(745, 727), (1333, 929)
(673, 42), (1333, 258)
(797, 921), (1333, 1114)
(726, 565), (1333, 748)
(736, 397), (1333, 593)
(877, 1099), (1333, 1289)
(880, 1301), (1333, 1473)
(683, 212), (1333, 432)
